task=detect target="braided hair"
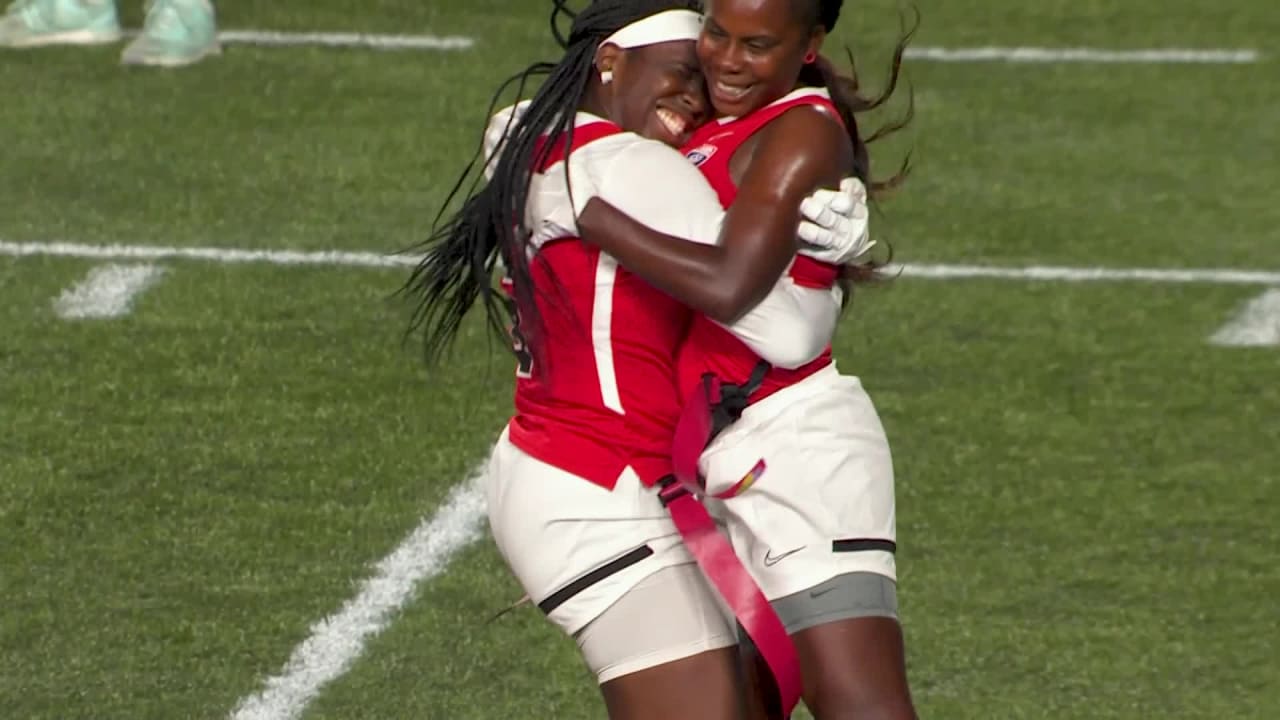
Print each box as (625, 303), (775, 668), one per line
(402, 0), (701, 364)
(787, 0), (917, 286)
(796, 0), (917, 193)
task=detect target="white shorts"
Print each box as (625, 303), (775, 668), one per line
(700, 365), (898, 602)
(484, 428), (735, 679)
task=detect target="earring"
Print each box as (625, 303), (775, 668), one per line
(804, 51), (817, 64)
(600, 70), (613, 84)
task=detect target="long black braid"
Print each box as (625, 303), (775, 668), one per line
(402, 0), (701, 364)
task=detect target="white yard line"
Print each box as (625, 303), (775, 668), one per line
(216, 30), (474, 51)
(4, 240), (1278, 286)
(138, 28), (1266, 65)
(2, 240), (415, 268)
(52, 263), (165, 319)
(899, 262), (1280, 286)
(901, 47), (1259, 64)
(1208, 289), (1280, 347)
(229, 474), (488, 720)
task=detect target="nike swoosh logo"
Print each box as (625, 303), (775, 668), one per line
(763, 546), (806, 567)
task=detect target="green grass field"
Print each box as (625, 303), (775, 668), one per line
(2, 1), (1278, 718)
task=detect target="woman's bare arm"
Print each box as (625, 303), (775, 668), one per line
(576, 106), (852, 324)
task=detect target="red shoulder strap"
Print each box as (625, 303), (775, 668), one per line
(736, 91), (844, 136)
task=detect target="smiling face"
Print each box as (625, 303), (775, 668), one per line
(597, 39), (709, 147)
(698, 0), (824, 117)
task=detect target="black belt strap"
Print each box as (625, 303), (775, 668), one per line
(708, 360), (771, 439)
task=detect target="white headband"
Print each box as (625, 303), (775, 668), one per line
(601, 9), (702, 49)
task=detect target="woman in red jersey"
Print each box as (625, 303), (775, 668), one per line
(571, 1), (920, 717)
(405, 1), (872, 717)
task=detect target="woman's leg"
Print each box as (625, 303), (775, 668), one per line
(777, 574), (916, 719)
(701, 370), (917, 719)
(737, 574), (915, 720)
(582, 565), (744, 720)
(485, 432), (743, 719)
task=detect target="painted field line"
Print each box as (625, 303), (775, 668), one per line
(0, 240), (415, 268)
(54, 263), (165, 319)
(897, 263), (1280, 286)
(134, 28), (1261, 64)
(902, 47), (1259, 64)
(4, 240), (1279, 287)
(230, 472), (488, 720)
(1209, 289), (1280, 347)
(216, 30), (474, 51)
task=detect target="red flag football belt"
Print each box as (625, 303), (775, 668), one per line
(659, 369), (802, 719)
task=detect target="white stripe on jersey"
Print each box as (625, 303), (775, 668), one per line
(591, 255), (624, 414)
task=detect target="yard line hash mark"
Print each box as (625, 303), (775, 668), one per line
(1209, 289), (1280, 347)
(53, 263), (165, 319)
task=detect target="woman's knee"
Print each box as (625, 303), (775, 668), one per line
(793, 616), (917, 720)
(600, 646), (745, 720)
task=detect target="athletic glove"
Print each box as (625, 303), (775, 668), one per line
(796, 177), (876, 265)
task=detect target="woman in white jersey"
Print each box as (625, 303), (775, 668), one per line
(405, 2), (872, 717)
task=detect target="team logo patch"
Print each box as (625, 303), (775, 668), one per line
(685, 144), (717, 167)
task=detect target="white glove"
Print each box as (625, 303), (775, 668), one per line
(482, 100), (532, 180)
(796, 177), (875, 265)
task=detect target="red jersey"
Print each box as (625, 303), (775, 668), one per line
(676, 88), (844, 404)
(504, 114), (725, 489)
